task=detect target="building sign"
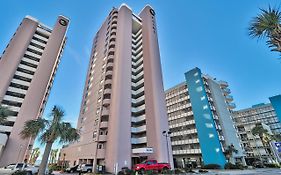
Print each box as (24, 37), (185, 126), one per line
(274, 142), (281, 153)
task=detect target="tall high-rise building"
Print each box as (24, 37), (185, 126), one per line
(61, 4), (172, 173)
(165, 67), (245, 168)
(233, 95), (281, 164)
(0, 15), (69, 166)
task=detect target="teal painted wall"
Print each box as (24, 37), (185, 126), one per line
(184, 68), (226, 168)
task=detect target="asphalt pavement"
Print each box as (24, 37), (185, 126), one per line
(52, 168), (281, 175)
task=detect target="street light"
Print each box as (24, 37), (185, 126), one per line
(162, 130), (171, 164)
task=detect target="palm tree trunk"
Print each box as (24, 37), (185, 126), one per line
(38, 142), (53, 175)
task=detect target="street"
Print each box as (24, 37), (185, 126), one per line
(52, 168), (281, 175)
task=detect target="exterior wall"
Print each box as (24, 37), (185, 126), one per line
(139, 5), (173, 167)
(269, 95), (281, 124)
(0, 16), (69, 166)
(233, 103), (281, 135)
(236, 122), (274, 164)
(166, 83), (201, 168)
(166, 67), (245, 168)
(234, 95), (281, 164)
(207, 78), (244, 159)
(184, 68), (226, 167)
(61, 4), (172, 173)
(105, 5), (132, 172)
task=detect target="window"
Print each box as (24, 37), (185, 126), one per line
(17, 67), (34, 75)
(20, 60), (37, 69)
(10, 82), (29, 90)
(26, 48), (42, 56)
(13, 74), (32, 82)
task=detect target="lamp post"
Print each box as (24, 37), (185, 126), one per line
(162, 130), (171, 164)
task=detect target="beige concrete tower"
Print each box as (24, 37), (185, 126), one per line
(61, 4), (172, 173)
(0, 15), (69, 166)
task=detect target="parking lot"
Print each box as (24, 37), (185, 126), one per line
(52, 168), (281, 175)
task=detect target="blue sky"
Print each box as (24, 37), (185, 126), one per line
(1, 0), (281, 152)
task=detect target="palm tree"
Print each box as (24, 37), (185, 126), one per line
(20, 106), (79, 175)
(0, 104), (11, 124)
(29, 148), (40, 165)
(224, 144), (238, 164)
(49, 149), (59, 164)
(251, 125), (275, 163)
(249, 6), (281, 57)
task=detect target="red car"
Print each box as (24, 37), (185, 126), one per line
(133, 160), (171, 173)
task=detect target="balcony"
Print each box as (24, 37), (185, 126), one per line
(100, 121), (108, 129)
(104, 88), (111, 95)
(222, 88), (231, 94)
(0, 133), (8, 147)
(132, 95), (145, 104)
(131, 115), (146, 123)
(131, 104), (145, 113)
(131, 125), (146, 133)
(105, 70), (113, 77)
(15, 71), (33, 79)
(171, 138), (199, 146)
(131, 78), (144, 88)
(3, 95), (24, 103)
(22, 57), (39, 66)
(104, 79), (112, 86)
(228, 102), (236, 109)
(225, 95), (234, 102)
(98, 135), (107, 142)
(11, 78), (31, 87)
(96, 149), (105, 159)
(7, 87), (27, 95)
(218, 81), (229, 87)
(0, 125), (13, 133)
(101, 109), (109, 117)
(102, 99), (110, 107)
(131, 137), (147, 144)
(18, 64), (36, 72)
(132, 86), (144, 96)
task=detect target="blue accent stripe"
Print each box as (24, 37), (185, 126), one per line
(184, 68), (226, 167)
(269, 95), (281, 124)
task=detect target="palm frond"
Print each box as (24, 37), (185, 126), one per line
(39, 129), (53, 144)
(249, 6), (281, 39)
(58, 122), (80, 143)
(20, 118), (49, 139)
(50, 105), (65, 122)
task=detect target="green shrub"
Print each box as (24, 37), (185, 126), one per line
(202, 164), (221, 169)
(174, 168), (186, 174)
(49, 164), (63, 171)
(12, 171), (28, 175)
(264, 163), (280, 168)
(224, 162), (244, 169)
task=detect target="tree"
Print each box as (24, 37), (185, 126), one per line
(29, 148), (40, 165)
(224, 144), (238, 164)
(251, 125), (275, 163)
(20, 106), (79, 175)
(49, 149), (59, 164)
(249, 6), (281, 57)
(0, 104), (11, 124)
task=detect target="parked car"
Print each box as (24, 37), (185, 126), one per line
(65, 164), (79, 173)
(133, 160), (171, 173)
(24, 165), (49, 175)
(0, 163), (28, 175)
(252, 161), (265, 168)
(77, 164), (93, 173)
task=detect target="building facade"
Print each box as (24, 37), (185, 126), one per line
(61, 4), (172, 173)
(233, 95), (281, 164)
(165, 67), (245, 168)
(0, 15), (69, 166)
